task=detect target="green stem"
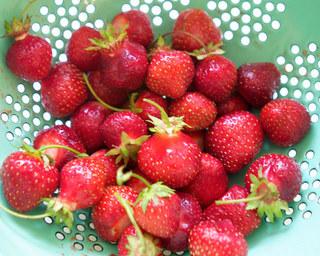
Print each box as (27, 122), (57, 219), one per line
(131, 173), (152, 188)
(0, 204), (49, 220)
(38, 145), (88, 157)
(215, 193), (266, 206)
(20, 0), (38, 18)
(129, 92), (142, 113)
(143, 99), (171, 128)
(175, 30), (208, 51)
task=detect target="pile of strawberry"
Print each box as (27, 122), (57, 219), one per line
(1, 5), (311, 256)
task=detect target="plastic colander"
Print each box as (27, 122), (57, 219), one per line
(0, 0), (320, 255)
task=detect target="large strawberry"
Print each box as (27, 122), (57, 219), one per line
(41, 62), (88, 117)
(185, 130), (205, 150)
(217, 95), (249, 116)
(238, 63), (281, 108)
(260, 99), (310, 147)
(206, 111), (264, 174)
(172, 8), (221, 51)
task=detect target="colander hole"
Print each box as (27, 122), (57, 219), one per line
(41, 25), (50, 35)
(163, 250), (172, 256)
(23, 137), (31, 145)
(33, 131), (39, 137)
(280, 74), (288, 84)
(290, 77), (298, 86)
(54, 0), (63, 5)
(47, 14), (56, 23)
(72, 0), (80, 5)
(63, 30), (72, 40)
(207, 1), (217, 11)
(22, 110), (30, 119)
(241, 25), (250, 35)
(13, 103), (21, 112)
(300, 161), (309, 171)
(55, 39), (64, 49)
(11, 114), (19, 123)
(293, 89), (302, 99)
(294, 56), (303, 65)
(285, 63), (293, 72)
(6, 132), (14, 141)
(294, 194), (302, 202)
(32, 105), (41, 114)
(301, 182), (309, 190)
(43, 112), (51, 121)
(283, 217), (292, 226)
(272, 91), (278, 99)
(130, 0), (140, 7)
(231, 0), (240, 4)
(279, 87), (288, 96)
(271, 20), (280, 30)
(54, 120), (64, 125)
(151, 5), (161, 16)
(309, 168), (317, 177)
(276, 3), (286, 13)
(221, 13), (231, 23)
(265, 2), (274, 12)
(298, 202), (307, 211)
(312, 180), (320, 188)
(140, 4), (150, 13)
(231, 7), (240, 17)
(262, 14), (271, 24)
(253, 0), (262, 4)
(76, 224), (86, 232)
(32, 93), (41, 103)
(307, 55), (315, 64)
(242, 2), (251, 11)
(311, 114), (318, 123)
(14, 127), (22, 137)
(213, 17), (221, 27)
(69, 6), (78, 16)
(224, 31), (233, 40)
(78, 12), (88, 22)
(309, 43), (317, 52)
(75, 233), (84, 241)
(302, 79), (311, 88)
(311, 69), (319, 78)
(63, 226), (71, 234)
(298, 66), (307, 76)
(73, 242), (84, 251)
(241, 14), (251, 24)
(71, 20), (81, 30)
(308, 192), (317, 201)
(60, 17), (68, 27)
(176, 251), (185, 255)
(241, 36), (250, 46)
(169, 10), (179, 20)
(88, 234), (97, 242)
(276, 56), (285, 65)
(5, 95), (13, 105)
(55, 232), (65, 240)
(33, 118), (41, 126)
(285, 207), (294, 215)
(291, 45), (300, 54)
(44, 216), (53, 224)
(94, 19), (104, 29)
(52, 48), (57, 58)
(305, 150), (314, 159)
(78, 213), (87, 220)
(17, 84), (25, 93)
(23, 123), (30, 132)
(86, 4), (95, 13)
(122, 4), (131, 12)
(93, 244), (103, 252)
(230, 21), (239, 31)
(89, 222), (95, 230)
(59, 53), (67, 62)
(51, 27), (61, 37)
(65, 120), (71, 127)
(218, 1), (228, 11)
(1, 112), (9, 122)
(40, 6), (49, 16)
(303, 210), (312, 219)
(32, 23), (40, 32)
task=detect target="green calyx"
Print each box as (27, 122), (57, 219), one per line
(188, 42), (225, 60)
(4, 16), (31, 39)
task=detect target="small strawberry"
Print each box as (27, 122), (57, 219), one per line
(162, 192), (202, 252)
(185, 130), (205, 150)
(41, 63), (88, 118)
(217, 95), (249, 116)
(184, 153), (228, 207)
(206, 111), (264, 174)
(195, 55), (237, 103)
(169, 92), (217, 132)
(204, 185), (261, 236)
(189, 219), (248, 256)
(172, 9), (221, 52)
(260, 99), (310, 147)
(112, 10), (154, 48)
(66, 26), (101, 71)
(238, 63), (281, 108)
(34, 125), (86, 169)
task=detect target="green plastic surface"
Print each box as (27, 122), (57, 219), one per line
(0, 0), (320, 255)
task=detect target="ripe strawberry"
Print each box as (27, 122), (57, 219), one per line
(66, 26), (101, 71)
(172, 9), (221, 51)
(195, 55), (237, 103)
(146, 49), (195, 99)
(189, 220), (248, 256)
(162, 193), (202, 252)
(71, 101), (112, 153)
(184, 153), (228, 207)
(92, 186), (138, 242)
(34, 125), (86, 169)
(238, 63), (281, 108)
(169, 92), (217, 132)
(260, 99), (310, 147)
(203, 185), (261, 236)
(2, 151), (59, 212)
(217, 95), (249, 116)
(41, 63), (88, 117)
(185, 130), (205, 150)
(112, 10), (153, 48)
(206, 111), (264, 174)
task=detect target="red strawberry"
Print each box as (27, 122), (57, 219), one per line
(184, 153), (228, 207)
(162, 192), (202, 252)
(34, 125), (86, 169)
(41, 63), (88, 117)
(203, 185), (261, 236)
(71, 101), (112, 153)
(92, 186), (138, 242)
(172, 9), (221, 51)
(146, 49), (195, 99)
(260, 99), (310, 147)
(206, 111), (264, 174)
(169, 92), (217, 132)
(112, 10), (153, 48)
(238, 63), (281, 108)
(217, 95), (249, 116)
(195, 55), (237, 103)
(2, 151), (59, 212)
(185, 130), (205, 150)
(189, 220), (248, 256)
(66, 26), (101, 71)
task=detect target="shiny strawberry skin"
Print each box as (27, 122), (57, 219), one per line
(203, 185), (261, 236)
(245, 154), (302, 202)
(92, 186), (138, 242)
(2, 152), (59, 212)
(184, 153), (228, 207)
(41, 63), (88, 117)
(217, 95), (249, 116)
(66, 26), (101, 71)
(34, 125), (86, 169)
(260, 99), (310, 147)
(112, 10), (153, 48)
(6, 35), (52, 82)
(238, 63), (281, 108)
(146, 49), (195, 99)
(138, 132), (201, 188)
(172, 9), (221, 51)
(169, 92), (217, 132)
(185, 130), (205, 150)
(195, 55), (237, 103)
(206, 111), (264, 174)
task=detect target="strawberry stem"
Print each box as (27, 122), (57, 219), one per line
(116, 168), (152, 188)
(0, 203), (50, 220)
(143, 99), (171, 128)
(20, 0), (38, 18)
(129, 92), (142, 114)
(131, 173), (152, 188)
(38, 144), (88, 158)
(215, 192), (267, 205)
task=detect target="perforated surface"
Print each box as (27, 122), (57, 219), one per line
(0, 1), (320, 256)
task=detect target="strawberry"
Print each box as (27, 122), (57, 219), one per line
(169, 92), (217, 132)
(146, 48), (195, 99)
(238, 63), (281, 108)
(189, 219), (248, 256)
(162, 192), (202, 252)
(41, 63), (88, 118)
(172, 9), (221, 52)
(203, 185), (261, 236)
(217, 95), (249, 116)
(66, 26), (101, 71)
(206, 111), (264, 174)
(112, 10), (154, 48)
(260, 99), (310, 147)
(34, 125), (86, 169)
(71, 101), (112, 153)
(138, 100), (201, 188)
(185, 130), (205, 150)
(195, 55), (237, 103)
(184, 153), (228, 207)
(2, 150), (59, 212)
(92, 186), (138, 242)
(125, 170), (149, 193)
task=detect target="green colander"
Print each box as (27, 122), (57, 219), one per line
(0, 0), (319, 255)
